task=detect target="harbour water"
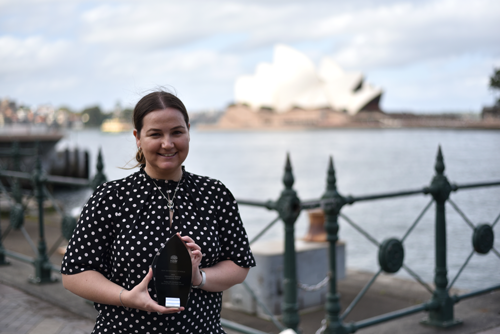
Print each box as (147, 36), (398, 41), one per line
(57, 127), (500, 291)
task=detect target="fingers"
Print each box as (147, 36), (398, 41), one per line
(178, 233), (199, 247)
(139, 267), (153, 287)
(125, 268), (188, 314)
(178, 233), (202, 254)
(154, 306), (185, 314)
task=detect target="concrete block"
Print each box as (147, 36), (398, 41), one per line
(227, 239), (345, 318)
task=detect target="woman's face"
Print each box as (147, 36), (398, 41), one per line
(134, 108), (190, 180)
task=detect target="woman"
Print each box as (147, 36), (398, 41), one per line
(61, 91), (256, 334)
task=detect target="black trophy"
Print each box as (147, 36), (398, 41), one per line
(152, 234), (192, 308)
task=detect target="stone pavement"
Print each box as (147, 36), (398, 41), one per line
(0, 283), (94, 334)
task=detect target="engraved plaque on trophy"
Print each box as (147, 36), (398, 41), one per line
(152, 234), (192, 308)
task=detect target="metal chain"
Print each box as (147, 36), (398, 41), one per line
(297, 276), (329, 291)
(315, 319), (327, 334)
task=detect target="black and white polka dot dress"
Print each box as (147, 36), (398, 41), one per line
(61, 168), (256, 334)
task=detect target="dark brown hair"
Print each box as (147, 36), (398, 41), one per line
(134, 91), (189, 134)
(133, 91), (189, 166)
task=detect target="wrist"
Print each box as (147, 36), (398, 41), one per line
(192, 269), (206, 289)
(119, 288), (128, 308)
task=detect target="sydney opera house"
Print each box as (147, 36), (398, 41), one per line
(211, 44), (385, 129)
(196, 45), (500, 130)
(236, 44), (382, 115)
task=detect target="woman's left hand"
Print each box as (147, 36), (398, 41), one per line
(178, 233), (203, 285)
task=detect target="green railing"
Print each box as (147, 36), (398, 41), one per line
(0, 142), (270, 334)
(0, 142), (107, 283)
(1, 144), (498, 334)
(232, 146), (500, 334)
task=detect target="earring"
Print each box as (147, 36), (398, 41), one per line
(136, 147), (144, 163)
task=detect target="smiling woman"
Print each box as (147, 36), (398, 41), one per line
(133, 103), (190, 180)
(60, 90), (256, 334)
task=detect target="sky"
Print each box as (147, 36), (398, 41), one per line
(0, 0), (499, 114)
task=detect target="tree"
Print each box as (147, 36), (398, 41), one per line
(489, 67), (500, 105)
(81, 105), (105, 127)
(122, 108), (133, 122)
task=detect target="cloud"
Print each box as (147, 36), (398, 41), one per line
(325, 0), (500, 69)
(0, 0), (499, 111)
(74, 0), (500, 69)
(0, 35), (72, 74)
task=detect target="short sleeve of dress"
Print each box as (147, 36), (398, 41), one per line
(61, 182), (119, 276)
(215, 181), (256, 268)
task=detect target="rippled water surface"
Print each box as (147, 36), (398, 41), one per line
(58, 127), (500, 290)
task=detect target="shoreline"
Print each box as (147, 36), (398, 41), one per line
(194, 106), (500, 131)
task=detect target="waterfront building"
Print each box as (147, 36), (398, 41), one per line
(235, 44), (383, 115)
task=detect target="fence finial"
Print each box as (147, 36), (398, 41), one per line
(326, 156), (337, 192)
(435, 145), (445, 175)
(91, 147), (107, 190)
(283, 152), (294, 190)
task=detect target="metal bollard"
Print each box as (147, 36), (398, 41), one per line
(421, 146), (462, 327)
(30, 148), (57, 284)
(322, 157), (350, 334)
(90, 147), (107, 190)
(276, 154), (301, 333)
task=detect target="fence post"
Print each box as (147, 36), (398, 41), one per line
(31, 147), (56, 284)
(11, 141), (24, 218)
(91, 147), (107, 190)
(0, 198), (9, 266)
(421, 146), (461, 327)
(276, 154), (301, 332)
(322, 157), (350, 334)
(11, 141), (21, 171)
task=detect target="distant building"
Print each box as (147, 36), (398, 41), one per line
(235, 44), (383, 115)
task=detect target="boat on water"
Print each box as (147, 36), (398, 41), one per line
(100, 118), (133, 133)
(0, 124), (89, 181)
(0, 124), (63, 155)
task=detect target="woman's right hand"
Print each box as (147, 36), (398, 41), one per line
(121, 267), (185, 314)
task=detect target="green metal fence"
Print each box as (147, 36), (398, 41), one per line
(233, 146), (500, 334)
(0, 143), (498, 334)
(0, 142), (107, 283)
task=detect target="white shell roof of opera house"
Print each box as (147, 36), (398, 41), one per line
(235, 44), (383, 115)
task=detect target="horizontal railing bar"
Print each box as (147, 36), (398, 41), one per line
(292, 181), (500, 209)
(454, 180), (500, 190)
(299, 189), (427, 209)
(0, 170), (89, 187)
(45, 175), (90, 187)
(0, 150), (36, 156)
(453, 284), (500, 302)
(0, 249), (35, 265)
(353, 301), (436, 330)
(0, 170), (32, 180)
(220, 318), (270, 334)
(300, 201), (321, 210)
(349, 188), (427, 203)
(237, 199), (275, 210)
(0, 249), (61, 273)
